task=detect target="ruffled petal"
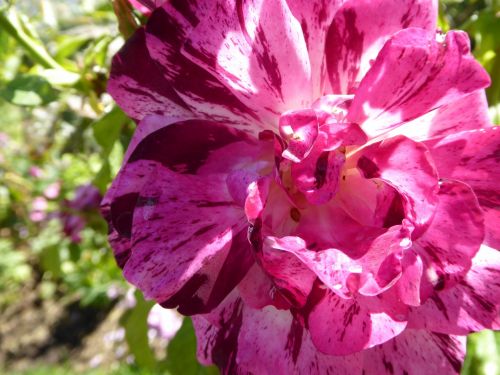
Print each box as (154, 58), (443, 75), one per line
(348, 29), (490, 138)
(408, 244), (500, 334)
(264, 227), (411, 299)
(356, 135), (439, 233)
(290, 137), (345, 205)
(259, 237), (316, 307)
(320, 121), (367, 150)
(397, 250), (424, 306)
(308, 288), (407, 355)
(363, 329), (466, 375)
(279, 109), (319, 162)
(412, 180), (484, 298)
(336, 166), (406, 228)
(424, 127), (500, 248)
(293, 203), (384, 257)
(101, 115), (189, 267)
(326, 0), (437, 95)
(193, 290), (365, 375)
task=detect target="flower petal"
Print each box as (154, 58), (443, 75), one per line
(356, 135), (439, 234)
(412, 180), (484, 298)
(279, 109), (319, 162)
(144, 5), (263, 132)
(108, 29), (191, 122)
(424, 127), (500, 248)
(363, 330), (466, 375)
(397, 250), (424, 306)
(336, 168), (406, 228)
(286, 0), (345, 96)
(326, 0), (437, 95)
(193, 290), (364, 375)
(386, 91), (492, 141)
(265, 226), (411, 299)
(103, 119), (261, 314)
(348, 29), (490, 138)
(290, 141), (345, 205)
(408, 244), (500, 334)
(294, 204), (385, 257)
(308, 289), (407, 355)
(182, 0), (312, 124)
(259, 237), (316, 307)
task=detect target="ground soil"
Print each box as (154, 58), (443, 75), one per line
(0, 282), (126, 373)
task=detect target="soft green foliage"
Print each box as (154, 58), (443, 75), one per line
(121, 291), (157, 370)
(0, 0), (498, 374)
(163, 318), (219, 375)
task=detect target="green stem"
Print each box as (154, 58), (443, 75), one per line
(0, 8), (63, 70)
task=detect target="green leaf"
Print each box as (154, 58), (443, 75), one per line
(120, 290), (156, 370)
(92, 160), (111, 192)
(40, 245), (62, 278)
(55, 35), (93, 61)
(163, 318), (219, 375)
(92, 106), (128, 156)
(112, 0), (139, 39)
(1, 74), (58, 106)
(462, 331), (500, 375)
(0, 7), (64, 70)
(38, 68), (80, 86)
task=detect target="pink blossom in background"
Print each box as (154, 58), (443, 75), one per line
(44, 181), (61, 199)
(30, 196), (48, 222)
(147, 304), (183, 342)
(29, 166), (43, 179)
(102, 0), (500, 374)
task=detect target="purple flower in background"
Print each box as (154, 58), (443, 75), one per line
(69, 184), (102, 211)
(61, 184), (102, 243)
(103, 1), (500, 374)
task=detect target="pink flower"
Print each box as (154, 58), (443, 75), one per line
(29, 166), (43, 179)
(30, 196), (48, 222)
(44, 181), (61, 199)
(103, 1), (500, 374)
(147, 304), (183, 342)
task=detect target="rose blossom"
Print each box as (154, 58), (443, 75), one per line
(102, 1), (500, 374)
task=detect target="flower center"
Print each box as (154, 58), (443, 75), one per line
(275, 95), (367, 207)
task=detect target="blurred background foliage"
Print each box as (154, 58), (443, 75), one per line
(0, 0), (498, 374)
